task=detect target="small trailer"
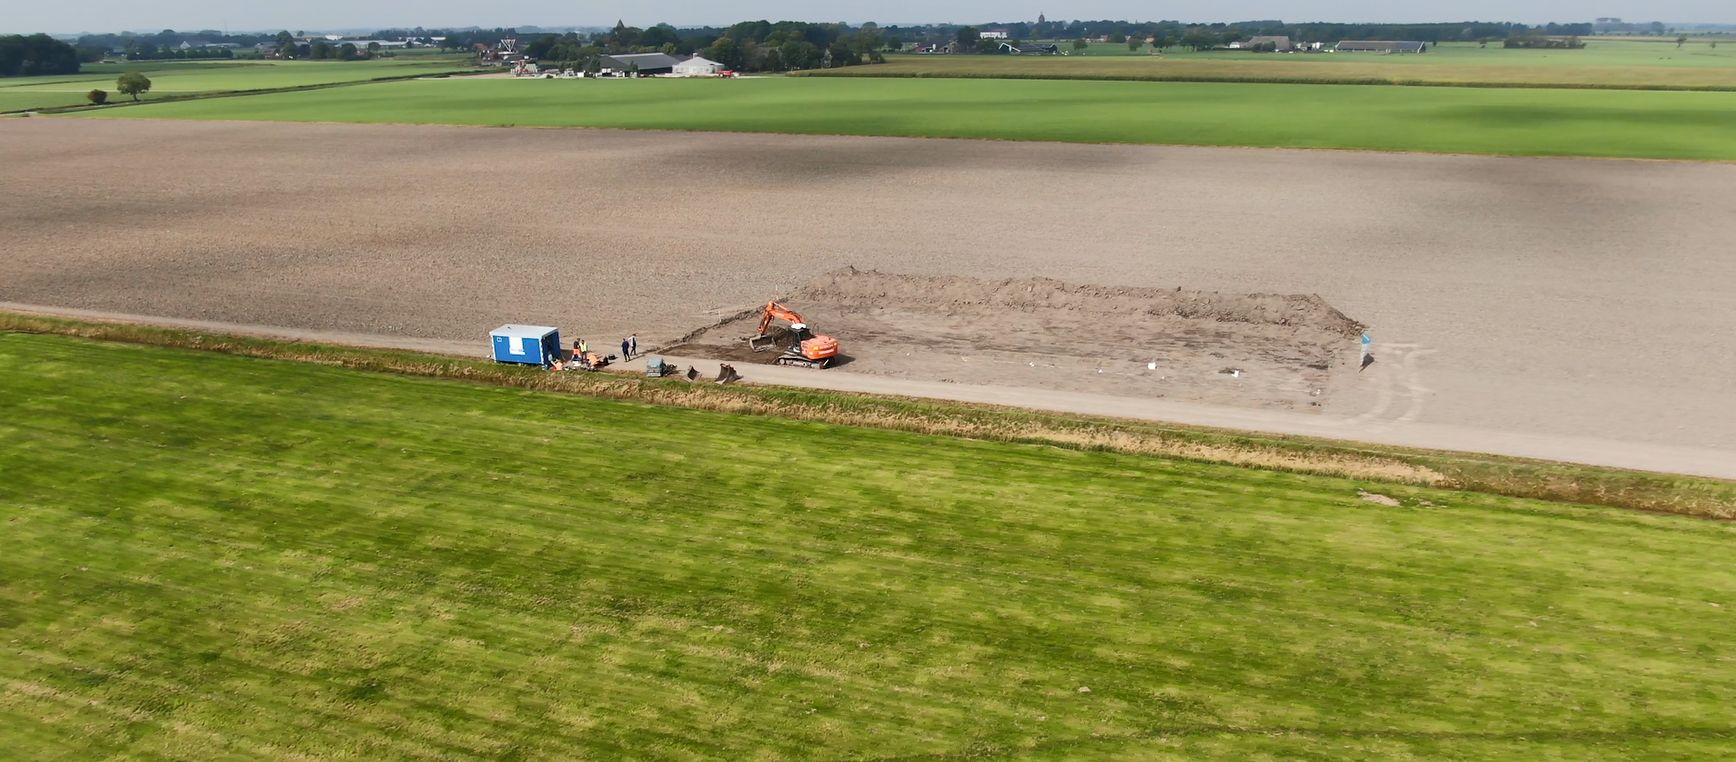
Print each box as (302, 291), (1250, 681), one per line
(490, 324), (561, 365)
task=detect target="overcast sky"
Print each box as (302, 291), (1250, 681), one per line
(11, 2), (1729, 34)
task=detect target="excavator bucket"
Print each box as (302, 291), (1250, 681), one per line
(713, 364), (742, 384)
(748, 334), (777, 352)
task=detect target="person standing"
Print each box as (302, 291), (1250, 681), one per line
(628, 334), (638, 358)
(621, 338), (631, 361)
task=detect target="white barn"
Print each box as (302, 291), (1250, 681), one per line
(673, 56), (726, 76)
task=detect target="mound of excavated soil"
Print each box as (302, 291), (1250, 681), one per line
(797, 268), (1364, 335)
(670, 268), (1366, 411)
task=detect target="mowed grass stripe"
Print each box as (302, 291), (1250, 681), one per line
(77, 76), (1736, 160)
(1, 333), (1733, 759)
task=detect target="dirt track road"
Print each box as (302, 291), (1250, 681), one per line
(5, 302), (1731, 479)
(4, 119), (1734, 474)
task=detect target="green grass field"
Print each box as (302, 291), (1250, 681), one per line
(4, 332), (1735, 758)
(840, 40), (1736, 89)
(0, 56), (479, 112)
(76, 75), (1736, 160)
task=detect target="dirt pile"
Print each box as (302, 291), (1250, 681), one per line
(670, 269), (1367, 411)
(799, 267), (1365, 337)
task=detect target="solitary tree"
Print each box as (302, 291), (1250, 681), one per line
(956, 26), (980, 48)
(1127, 37), (1142, 52)
(86, 88), (108, 105)
(116, 72), (151, 101)
(1072, 38), (1088, 52)
(1677, 34), (1688, 48)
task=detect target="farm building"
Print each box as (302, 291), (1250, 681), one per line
(912, 42), (960, 54)
(1000, 41), (1060, 55)
(981, 29), (1011, 40)
(1334, 40), (1428, 54)
(1242, 36), (1295, 52)
(600, 52), (685, 75)
(672, 56), (726, 76)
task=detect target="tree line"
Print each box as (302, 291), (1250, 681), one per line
(0, 34), (80, 76)
(1, 17), (1650, 81)
(1503, 34), (1587, 49)
(478, 18), (1620, 69)
(123, 46), (238, 61)
(268, 33), (391, 61)
(929, 19), (1597, 46)
(499, 21), (889, 73)
(71, 29), (278, 63)
(945, 21), (1614, 54)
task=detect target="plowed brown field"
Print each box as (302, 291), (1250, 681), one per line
(4, 119), (1734, 456)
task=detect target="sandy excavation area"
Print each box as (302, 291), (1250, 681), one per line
(672, 268), (1364, 409)
(3, 119), (1735, 457)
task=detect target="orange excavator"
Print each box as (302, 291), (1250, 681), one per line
(748, 301), (840, 369)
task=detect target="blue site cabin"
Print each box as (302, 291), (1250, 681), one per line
(490, 324), (561, 365)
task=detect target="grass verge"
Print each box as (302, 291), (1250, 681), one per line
(4, 311), (1731, 520)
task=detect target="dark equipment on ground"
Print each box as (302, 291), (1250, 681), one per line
(748, 301), (840, 369)
(574, 352), (616, 371)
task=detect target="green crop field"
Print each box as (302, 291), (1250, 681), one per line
(839, 40), (1736, 89)
(0, 56), (479, 112)
(3, 332), (1735, 759)
(77, 75), (1736, 160)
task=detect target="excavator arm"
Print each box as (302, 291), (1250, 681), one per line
(755, 301), (808, 336)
